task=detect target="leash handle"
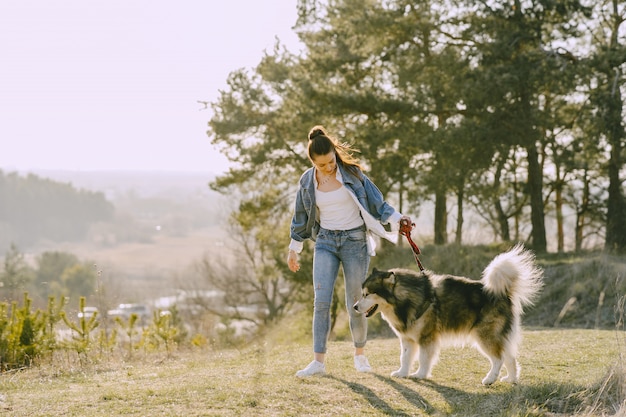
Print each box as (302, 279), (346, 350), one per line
(399, 218), (424, 271)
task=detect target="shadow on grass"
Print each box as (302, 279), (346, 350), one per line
(375, 375), (591, 416)
(327, 374), (431, 416)
(371, 374), (436, 414)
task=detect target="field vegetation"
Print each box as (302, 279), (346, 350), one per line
(0, 328), (623, 416)
(0, 243), (625, 416)
(2, 0), (626, 414)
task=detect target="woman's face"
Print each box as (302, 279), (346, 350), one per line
(312, 152), (337, 176)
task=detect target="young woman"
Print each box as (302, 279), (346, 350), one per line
(288, 125), (410, 377)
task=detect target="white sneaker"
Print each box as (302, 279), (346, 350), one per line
(296, 360), (326, 377)
(354, 355), (372, 372)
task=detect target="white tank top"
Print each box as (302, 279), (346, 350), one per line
(315, 186), (364, 230)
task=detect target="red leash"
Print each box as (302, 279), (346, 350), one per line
(399, 218), (424, 271)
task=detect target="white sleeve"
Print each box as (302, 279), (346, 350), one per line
(289, 239), (304, 253)
(388, 211), (403, 231)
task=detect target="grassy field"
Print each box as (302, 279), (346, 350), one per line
(0, 328), (623, 416)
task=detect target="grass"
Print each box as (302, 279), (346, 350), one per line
(0, 328), (623, 416)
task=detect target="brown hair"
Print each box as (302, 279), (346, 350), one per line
(307, 125), (364, 174)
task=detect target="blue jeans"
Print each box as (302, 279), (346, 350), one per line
(312, 225), (370, 354)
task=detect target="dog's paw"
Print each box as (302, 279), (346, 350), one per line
(391, 369), (408, 378)
(500, 375), (518, 384)
(481, 375), (497, 385)
(409, 371), (429, 380)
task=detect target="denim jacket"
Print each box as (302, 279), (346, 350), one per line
(289, 162), (400, 253)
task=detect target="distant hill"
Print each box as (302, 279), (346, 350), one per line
(0, 170), (229, 254)
(28, 169), (222, 201)
(0, 170), (114, 251)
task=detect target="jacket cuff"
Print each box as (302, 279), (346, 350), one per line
(289, 239), (304, 253)
(388, 211), (403, 230)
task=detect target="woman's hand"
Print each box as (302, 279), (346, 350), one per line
(399, 215), (414, 227)
(288, 250), (300, 272)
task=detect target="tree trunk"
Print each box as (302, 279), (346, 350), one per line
(455, 184), (463, 245)
(526, 142), (547, 252)
(605, 141), (626, 253)
(604, 70), (626, 253)
(555, 182), (564, 253)
(495, 200), (511, 242)
(493, 160), (511, 241)
(434, 189), (447, 245)
(575, 166), (589, 252)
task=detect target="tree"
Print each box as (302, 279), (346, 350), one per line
(0, 244), (33, 302)
(61, 264), (97, 301)
(457, 0), (592, 252)
(60, 296), (99, 360)
(567, 162), (606, 251)
(542, 95), (591, 252)
(192, 194), (311, 329)
(294, 0), (475, 243)
(467, 148), (529, 243)
(587, 0), (626, 252)
(33, 251), (80, 301)
(206, 0), (616, 255)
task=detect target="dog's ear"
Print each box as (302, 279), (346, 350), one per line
(383, 271), (395, 286)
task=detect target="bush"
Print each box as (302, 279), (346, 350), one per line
(0, 294), (64, 370)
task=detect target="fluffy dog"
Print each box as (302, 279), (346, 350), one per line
(353, 244), (543, 385)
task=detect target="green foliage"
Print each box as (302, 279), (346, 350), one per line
(8, 248), (99, 304)
(140, 309), (181, 356)
(207, 0), (626, 253)
(60, 297), (99, 360)
(33, 251), (79, 299)
(41, 295), (67, 355)
(525, 253), (626, 329)
(95, 327), (117, 357)
(165, 305), (187, 343)
(115, 313), (140, 359)
(12, 295), (44, 367)
(0, 294), (48, 370)
(0, 244), (34, 302)
(60, 264), (97, 300)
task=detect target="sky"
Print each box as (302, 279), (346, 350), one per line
(0, 1), (302, 174)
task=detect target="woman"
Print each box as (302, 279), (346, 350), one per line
(288, 125), (410, 377)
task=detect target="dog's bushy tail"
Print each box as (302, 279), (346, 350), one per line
(481, 243), (544, 315)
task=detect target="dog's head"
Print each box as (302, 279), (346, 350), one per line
(353, 268), (397, 318)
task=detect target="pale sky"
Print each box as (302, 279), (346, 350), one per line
(0, 1), (302, 174)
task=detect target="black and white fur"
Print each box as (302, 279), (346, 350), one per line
(353, 244), (543, 385)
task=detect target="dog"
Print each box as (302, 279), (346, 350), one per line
(353, 244), (543, 385)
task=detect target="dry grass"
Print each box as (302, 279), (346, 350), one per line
(44, 227), (230, 276)
(32, 226), (234, 302)
(0, 329), (623, 416)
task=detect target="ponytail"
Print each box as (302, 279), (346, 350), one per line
(307, 125), (364, 175)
